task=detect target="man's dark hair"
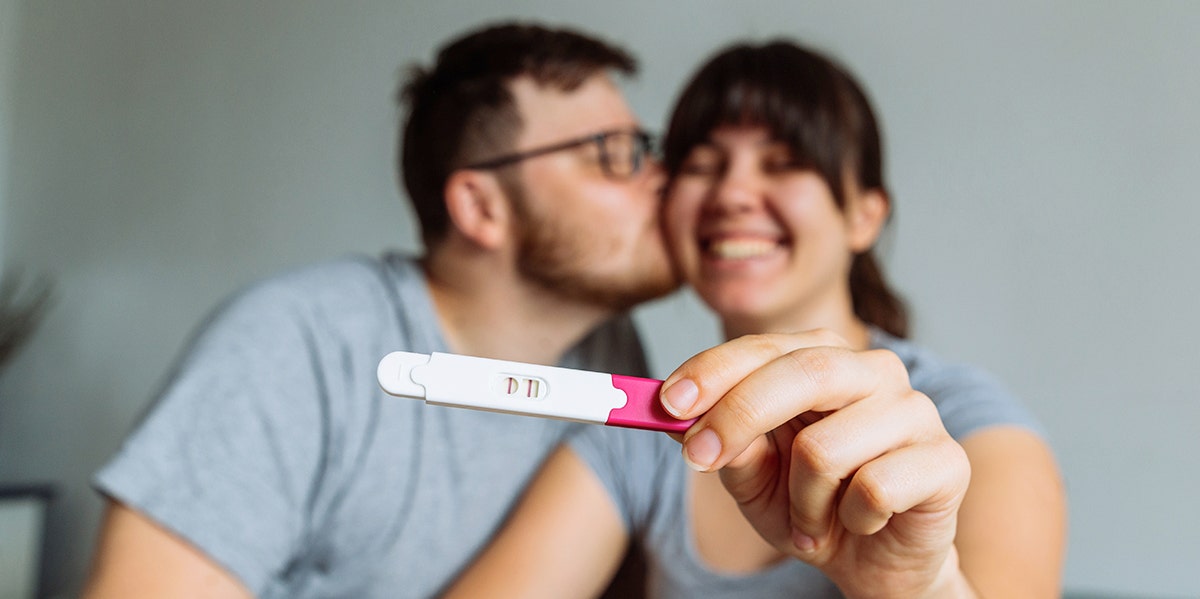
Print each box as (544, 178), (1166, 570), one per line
(399, 23), (636, 248)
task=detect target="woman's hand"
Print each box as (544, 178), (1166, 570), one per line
(660, 330), (975, 599)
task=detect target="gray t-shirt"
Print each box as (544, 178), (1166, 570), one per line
(93, 253), (650, 598)
(570, 328), (1043, 599)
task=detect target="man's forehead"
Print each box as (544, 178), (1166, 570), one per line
(509, 74), (639, 145)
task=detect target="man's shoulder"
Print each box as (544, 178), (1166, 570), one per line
(241, 253), (404, 303)
(178, 252), (434, 362)
(218, 253), (420, 323)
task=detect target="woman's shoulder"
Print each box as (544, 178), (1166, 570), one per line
(869, 328), (1045, 440)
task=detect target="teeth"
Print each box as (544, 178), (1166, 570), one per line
(708, 238), (778, 259)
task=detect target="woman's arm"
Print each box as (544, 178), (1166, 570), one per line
(444, 445), (631, 599)
(667, 332), (974, 597)
(955, 426), (1066, 597)
(659, 331), (1069, 598)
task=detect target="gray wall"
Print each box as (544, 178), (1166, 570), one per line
(0, 0), (16, 269)
(1, 2), (1196, 597)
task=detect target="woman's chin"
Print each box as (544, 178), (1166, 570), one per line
(696, 291), (774, 328)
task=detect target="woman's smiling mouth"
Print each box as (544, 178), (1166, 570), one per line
(703, 236), (786, 260)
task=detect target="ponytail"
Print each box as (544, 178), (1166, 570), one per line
(849, 251), (908, 338)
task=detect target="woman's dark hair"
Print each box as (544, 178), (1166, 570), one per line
(663, 41), (909, 338)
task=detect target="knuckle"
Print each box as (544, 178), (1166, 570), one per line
(809, 327), (849, 348)
(791, 427), (839, 476)
(683, 348), (743, 387)
(901, 391), (945, 435)
(716, 386), (769, 432)
(851, 462), (895, 515)
(745, 332), (790, 357)
(690, 333), (778, 375)
(867, 349), (910, 384)
(783, 347), (841, 391)
(789, 500), (825, 533)
(940, 439), (972, 489)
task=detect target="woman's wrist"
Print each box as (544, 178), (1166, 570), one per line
(918, 549), (979, 599)
(836, 548), (977, 599)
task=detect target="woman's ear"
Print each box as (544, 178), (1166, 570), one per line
(443, 170), (510, 250)
(846, 188), (890, 253)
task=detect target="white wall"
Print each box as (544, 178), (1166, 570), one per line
(1, 2), (1196, 597)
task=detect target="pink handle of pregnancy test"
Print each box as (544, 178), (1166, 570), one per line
(607, 375), (697, 433)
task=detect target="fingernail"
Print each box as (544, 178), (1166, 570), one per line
(662, 378), (698, 417)
(683, 428), (721, 471)
(792, 529), (817, 554)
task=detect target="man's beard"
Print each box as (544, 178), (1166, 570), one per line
(511, 194), (679, 312)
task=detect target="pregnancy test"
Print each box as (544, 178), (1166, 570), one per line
(377, 351), (696, 433)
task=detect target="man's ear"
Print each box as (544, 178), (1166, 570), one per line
(846, 187), (890, 253)
(443, 170), (510, 250)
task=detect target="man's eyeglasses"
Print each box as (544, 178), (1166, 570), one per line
(464, 129), (655, 180)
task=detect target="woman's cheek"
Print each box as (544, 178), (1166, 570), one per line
(661, 198), (697, 269)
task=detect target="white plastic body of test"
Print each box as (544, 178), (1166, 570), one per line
(377, 351), (627, 424)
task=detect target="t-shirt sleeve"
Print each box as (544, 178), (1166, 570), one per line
(92, 281), (333, 593)
(874, 331), (1046, 442)
(913, 360), (1046, 442)
(567, 425), (674, 534)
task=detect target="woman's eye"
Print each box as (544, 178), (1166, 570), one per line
(679, 160), (721, 175)
(762, 157), (803, 173)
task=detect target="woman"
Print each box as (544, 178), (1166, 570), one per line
(447, 41), (1065, 598)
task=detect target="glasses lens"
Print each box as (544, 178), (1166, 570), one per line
(599, 131), (647, 179)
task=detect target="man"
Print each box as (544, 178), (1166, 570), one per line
(83, 22), (676, 598)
